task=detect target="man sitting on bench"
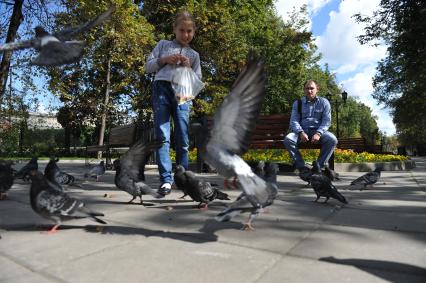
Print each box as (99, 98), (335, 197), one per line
(283, 79), (337, 172)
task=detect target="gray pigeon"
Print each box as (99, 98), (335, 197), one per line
(0, 160), (14, 200)
(0, 6), (115, 66)
(323, 165), (340, 181)
(199, 53), (277, 229)
(29, 170), (106, 233)
(44, 157), (81, 189)
(15, 157), (38, 181)
(310, 161), (347, 204)
(350, 167), (382, 190)
(84, 160), (106, 181)
(216, 162), (279, 230)
(173, 165), (230, 209)
(298, 165), (313, 184)
(113, 139), (163, 204)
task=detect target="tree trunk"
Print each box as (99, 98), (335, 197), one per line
(0, 0), (24, 105)
(97, 56), (111, 159)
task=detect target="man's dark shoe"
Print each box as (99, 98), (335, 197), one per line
(158, 183), (172, 196)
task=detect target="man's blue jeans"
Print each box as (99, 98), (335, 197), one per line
(283, 128), (337, 169)
(152, 80), (191, 184)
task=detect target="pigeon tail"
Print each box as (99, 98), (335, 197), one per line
(215, 190), (230, 200)
(329, 189), (348, 204)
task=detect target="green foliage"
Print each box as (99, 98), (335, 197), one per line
(355, 0), (426, 144)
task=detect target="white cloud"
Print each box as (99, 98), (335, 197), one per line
(315, 0), (387, 73)
(341, 66), (396, 135)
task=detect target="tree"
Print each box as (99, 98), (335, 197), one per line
(355, 0), (426, 144)
(47, 0), (156, 150)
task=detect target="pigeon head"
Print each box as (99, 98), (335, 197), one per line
(100, 161), (105, 166)
(113, 159), (120, 171)
(34, 26), (49, 37)
(374, 167), (382, 173)
(174, 165), (186, 174)
(263, 162), (279, 183)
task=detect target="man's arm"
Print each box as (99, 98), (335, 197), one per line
(317, 98), (332, 135)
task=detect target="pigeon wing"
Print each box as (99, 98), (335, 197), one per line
(207, 54), (266, 155)
(55, 6), (116, 41)
(0, 39), (36, 52)
(120, 139), (163, 181)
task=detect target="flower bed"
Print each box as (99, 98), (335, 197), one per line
(171, 148), (407, 163)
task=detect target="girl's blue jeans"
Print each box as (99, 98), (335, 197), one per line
(152, 80), (191, 184)
(283, 128), (337, 169)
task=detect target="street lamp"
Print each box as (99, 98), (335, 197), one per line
(326, 91), (348, 138)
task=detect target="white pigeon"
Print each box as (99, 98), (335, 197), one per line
(200, 52), (277, 229)
(0, 6), (115, 66)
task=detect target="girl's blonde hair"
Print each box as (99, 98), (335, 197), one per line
(174, 10), (196, 29)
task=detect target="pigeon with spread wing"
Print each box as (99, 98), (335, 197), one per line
(200, 53), (277, 229)
(113, 139), (163, 204)
(0, 6), (115, 66)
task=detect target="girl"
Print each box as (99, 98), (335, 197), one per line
(145, 11), (202, 196)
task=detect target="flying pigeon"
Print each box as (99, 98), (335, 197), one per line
(0, 6), (115, 66)
(173, 165), (229, 210)
(350, 167), (382, 190)
(113, 139), (163, 204)
(29, 170), (106, 233)
(216, 162), (279, 230)
(84, 160), (106, 182)
(310, 161), (347, 204)
(0, 160), (14, 200)
(44, 157), (81, 189)
(14, 157), (38, 181)
(198, 53), (277, 228)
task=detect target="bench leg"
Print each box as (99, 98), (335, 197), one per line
(329, 152), (335, 170)
(196, 149), (203, 173)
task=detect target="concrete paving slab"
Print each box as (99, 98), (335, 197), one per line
(258, 255), (426, 283)
(288, 224), (426, 269)
(0, 254), (54, 283)
(42, 237), (281, 283)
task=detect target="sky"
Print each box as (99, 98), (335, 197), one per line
(275, 0), (395, 136)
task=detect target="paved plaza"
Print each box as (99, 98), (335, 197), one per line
(0, 157), (425, 282)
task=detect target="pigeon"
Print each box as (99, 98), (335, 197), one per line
(44, 157), (81, 189)
(0, 160), (14, 200)
(350, 167), (382, 190)
(298, 165), (313, 184)
(29, 170), (106, 233)
(310, 161), (347, 204)
(323, 165), (340, 181)
(0, 6), (115, 66)
(173, 165), (229, 209)
(113, 139), (163, 204)
(216, 162), (279, 230)
(84, 160), (106, 181)
(198, 52), (277, 228)
(14, 157), (38, 181)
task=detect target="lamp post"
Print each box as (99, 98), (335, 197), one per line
(326, 91), (348, 138)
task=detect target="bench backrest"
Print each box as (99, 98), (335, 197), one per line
(108, 124), (137, 147)
(202, 114), (368, 151)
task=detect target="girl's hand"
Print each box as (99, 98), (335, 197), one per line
(178, 55), (190, 67)
(160, 54), (182, 65)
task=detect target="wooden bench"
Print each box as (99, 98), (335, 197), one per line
(192, 114), (368, 172)
(85, 122), (155, 169)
